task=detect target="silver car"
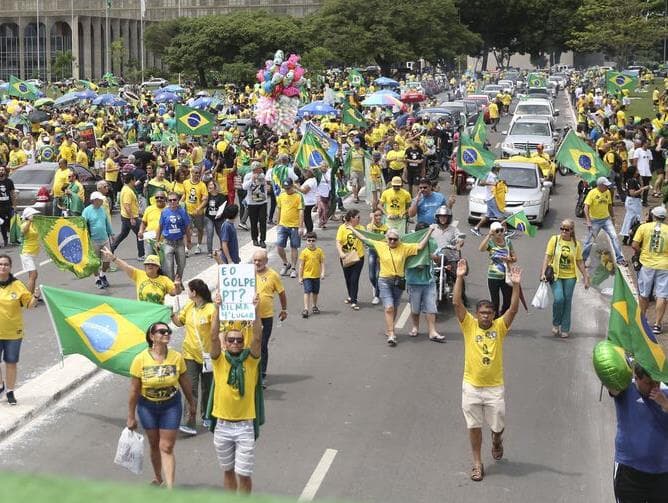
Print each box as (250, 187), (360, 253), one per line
(501, 117), (557, 157)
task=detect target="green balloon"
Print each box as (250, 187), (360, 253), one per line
(593, 341), (632, 392)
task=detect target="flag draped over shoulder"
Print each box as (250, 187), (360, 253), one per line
(471, 112), (487, 146)
(504, 210), (537, 237)
(8, 76), (39, 101)
(342, 102), (368, 128)
(174, 104), (214, 136)
(608, 269), (668, 381)
(457, 133), (496, 180)
(555, 130), (610, 183)
(358, 228), (435, 269)
(606, 71), (638, 94)
(32, 216), (100, 278)
(41, 285), (172, 377)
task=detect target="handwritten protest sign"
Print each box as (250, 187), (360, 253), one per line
(219, 264), (256, 321)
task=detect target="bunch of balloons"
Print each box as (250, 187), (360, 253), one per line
(254, 50), (306, 134)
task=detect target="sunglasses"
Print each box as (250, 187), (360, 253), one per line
(387, 237), (399, 242)
(306, 239), (316, 242)
(493, 229), (504, 233)
(227, 337), (243, 344)
(155, 197), (166, 200)
(560, 227), (573, 231)
(153, 328), (172, 335)
(168, 198), (179, 202)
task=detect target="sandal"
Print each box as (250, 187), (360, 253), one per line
(312, 306), (320, 314)
(409, 328), (419, 337)
(351, 303), (360, 310)
(302, 309), (309, 319)
(470, 463), (484, 482)
(492, 432), (504, 460)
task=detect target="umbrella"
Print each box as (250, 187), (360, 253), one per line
(93, 93), (127, 107)
(162, 84), (185, 93)
(75, 89), (98, 100)
(34, 97), (54, 108)
(374, 76), (400, 87)
(195, 90), (210, 97)
(298, 100), (337, 116)
(154, 92), (181, 104)
(190, 96), (215, 110)
(27, 110), (49, 123)
(0, 82), (8, 93)
(369, 89), (401, 99)
(361, 93), (404, 108)
(54, 92), (82, 107)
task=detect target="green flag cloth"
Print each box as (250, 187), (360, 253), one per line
(8, 75), (39, 101)
(457, 133), (495, 180)
(348, 69), (364, 88)
(527, 72), (547, 88)
(32, 215), (101, 278)
(471, 112), (487, 146)
(342, 101), (368, 128)
(294, 125), (335, 172)
(358, 228), (435, 269)
(503, 210), (537, 237)
(606, 71), (638, 94)
(555, 130), (610, 183)
(41, 285), (171, 377)
(607, 269), (668, 381)
(174, 104), (215, 136)
(343, 146), (372, 177)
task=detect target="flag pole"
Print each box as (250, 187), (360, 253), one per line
(40, 284), (65, 368)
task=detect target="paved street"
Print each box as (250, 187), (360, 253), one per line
(0, 91), (618, 501)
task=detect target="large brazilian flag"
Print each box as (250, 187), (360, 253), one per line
(555, 130), (610, 183)
(174, 103), (215, 136)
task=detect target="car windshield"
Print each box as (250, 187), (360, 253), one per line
(11, 169), (53, 184)
(516, 105), (551, 115)
(499, 167), (538, 188)
(510, 122), (550, 136)
(528, 88), (547, 95)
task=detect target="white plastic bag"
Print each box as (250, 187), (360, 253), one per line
(114, 427), (144, 474)
(531, 281), (553, 310)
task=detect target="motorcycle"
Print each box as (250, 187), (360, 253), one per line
(575, 179), (591, 218)
(435, 243), (465, 306)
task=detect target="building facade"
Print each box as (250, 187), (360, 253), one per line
(0, 0), (322, 81)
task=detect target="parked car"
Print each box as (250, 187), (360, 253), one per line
(10, 163), (102, 216)
(437, 102), (473, 126)
(498, 79), (515, 95)
(501, 116), (557, 157)
(416, 108), (461, 128)
(140, 77), (168, 90)
(467, 161), (552, 225)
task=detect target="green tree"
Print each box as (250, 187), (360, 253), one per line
(568, 0), (665, 67)
(52, 51), (74, 80)
(110, 39), (124, 75)
(219, 63), (257, 85)
(300, 47), (336, 77)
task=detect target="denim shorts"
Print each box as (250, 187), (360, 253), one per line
(0, 339), (22, 363)
(137, 392), (182, 430)
(486, 197), (505, 219)
(638, 267), (668, 299)
(276, 225), (301, 248)
(303, 278), (321, 294)
(407, 283), (438, 314)
(378, 277), (404, 309)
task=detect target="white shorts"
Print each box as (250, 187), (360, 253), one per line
(350, 171), (364, 188)
(461, 381), (505, 432)
(19, 254), (37, 272)
(213, 419), (255, 477)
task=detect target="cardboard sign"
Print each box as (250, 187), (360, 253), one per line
(219, 264), (256, 321)
(77, 122), (97, 150)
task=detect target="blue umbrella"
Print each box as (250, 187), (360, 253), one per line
(0, 82), (9, 92)
(93, 93), (127, 107)
(374, 76), (399, 87)
(190, 96), (214, 109)
(75, 89), (98, 100)
(298, 100), (338, 117)
(154, 92), (181, 104)
(54, 92), (82, 107)
(162, 84), (184, 93)
(369, 89), (401, 99)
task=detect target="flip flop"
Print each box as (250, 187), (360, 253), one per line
(471, 464), (484, 482)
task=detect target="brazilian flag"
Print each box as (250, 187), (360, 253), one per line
(294, 125), (334, 173)
(606, 71), (638, 94)
(527, 72), (547, 88)
(342, 101), (368, 128)
(358, 228), (437, 269)
(41, 285), (171, 377)
(471, 112), (487, 146)
(457, 133), (496, 180)
(32, 216), (101, 278)
(174, 104), (214, 136)
(8, 75), (39, 101)
(504, 210), (537, 237)
(555, 130), (610, 183)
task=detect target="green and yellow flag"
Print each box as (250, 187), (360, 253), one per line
(457, 133), (496, 180)
(342, 101), (368, 128)
(359, 228), (436, 267)
(555, 130), (610, 183)
(348, 68), (364, 88)
(32, 216), (101, 278)
(527, 73), (547, 88)
(294, 123), (335, 172)
(41, 285), (171, 377)
(504, 210), (537, 237)
(8, 75), (39, 101)
(607, 269), (668, 381)
(174, 104), (214, 136)
(471, 112), (487, 145)
(606, 71), (638, 94)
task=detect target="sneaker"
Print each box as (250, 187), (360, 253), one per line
(179, 424), (197, 435)
(239, 223), (249, 231)
(290, 268), (297, 278)
(6, 391), (16, 405)
(202, 419), (212, 429)
(302, 309), (309, 318)
(372, 296), (380, 305)
(387, 336), (397, 347)
(259, 241), (267, 248)
(652, 324), (663, 335)
(137, 255), (146, 262)
(280, 263), (291, 276)
(194, 244), (201, 255)
(100, 276), (110, 289)
(312, 306), (320, 314)
(470, 227), (481, 237)
(95, 278), (103, 289)
(253, 240), (260, 247)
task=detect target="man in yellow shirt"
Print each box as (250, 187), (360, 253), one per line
(378, 177), (412, 233)
(488, 100), (500, 132)
(110, 172), (145, 260)
(632, 206), (668, 333)
(385, 141), (406, 177)
(75, 141), (89, 167)
(182, 170), (208, 255)
(275, 179), (304, 278)
(453, 259), (521, 482)
(51, 159), (72, 216)
(582, 176), (625, 265)
(57, 135), (77, 164)
(7, 140), (27, 172)
(139, 190), (166, 239)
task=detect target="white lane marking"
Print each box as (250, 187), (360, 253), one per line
(298, 448), (338, 502)
(394, 303), (411, 329)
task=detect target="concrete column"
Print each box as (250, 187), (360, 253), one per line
(92, 17), (102, 80)
(112, 18), (121, 75)
(71, 15), (80, 80)
(45, 18), (52, 81)
(81, 17), (92, 80)
(129, 20), (137, 66)
(121, 19), (130, 70)
(18, 17), (25, 79)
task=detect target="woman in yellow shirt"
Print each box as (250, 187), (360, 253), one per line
(171, 278), (217, 434)
(19, 207), (41, 294)
(127, 321), (196, 488)
(336, 210), (365, 310)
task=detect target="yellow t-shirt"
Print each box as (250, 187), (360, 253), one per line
(142, 204), (163, 234)
(183, 179), (207, 215)
(488, 102), (499, 119)
(298, 247), (325, 279)
(171, 180), (185, 199)
(366, 222), (389, 235)
(130, 348), (186, 402)
(105, 157), (119, 182)
(584, 188), (611, 220)
(459, 311), (508, 387)
(386, 149), (405, 172)
(276, 191), (304, 228)
(119, 185), (139, 219)
(75, 150), (89, 167)
(8, 149), (27, 169)
(633, 222), (668, 270)
(380, 188), (412, 218)
(147, 179), (171, 206)
(130, 269), (175, 304)
(52, 167), (72, 197)
(349, 149), (365, 172)
(336, 224), (365, 258)
(256, 268), (285, 318)
(371, 241), (419, 278)
(178, 301), (216, 364)
(20, 221), (40, 256)
(58, 143), (76, 164)
(370, 163), (382, 184)
(546, 235), (582, 279)
(212, 352), (260, 420)
(0, 279), (32, 340)
(616, 110), (626, 128)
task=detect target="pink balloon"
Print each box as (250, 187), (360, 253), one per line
(283, 86), (299, 97)
(293, 66), (305, 81)
(256, 70), (265, 83)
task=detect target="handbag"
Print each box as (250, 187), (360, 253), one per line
(341, 250), (360, 268)
(389, 248), (405, 290)
(544, 235), (559, 284)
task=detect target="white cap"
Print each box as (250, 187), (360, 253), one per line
(490, 221), (504, 231)
(90, 191), (106, 201)
(596, 176), (612, 186)
(651, 206), (666, 219)
(22, 207), (39, 219)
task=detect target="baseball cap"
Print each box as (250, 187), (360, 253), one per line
(490, 222), (504, 232)
(282, 178), (294, 188)
(391, 176), (403, 186)
(651, 206), (666, 219)
(21, 207), (39, 220)
(596, 177), (612, 186)
(143, 255), (161, 266)
(90, 191), (105, 201)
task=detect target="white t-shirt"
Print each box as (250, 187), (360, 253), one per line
(633, 148), (653, 177)
(316, 170), (331, 197)
(484, 172), (497, 201)
(302, 177), (318, 206)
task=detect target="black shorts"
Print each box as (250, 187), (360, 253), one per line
(406, 165), (422, 186)
(614, 462), (668, 502)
